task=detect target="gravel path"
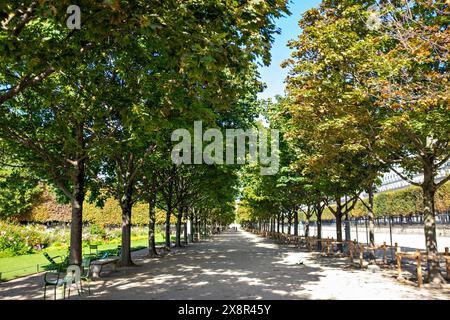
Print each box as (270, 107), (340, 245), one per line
(1, 229), (448, 300)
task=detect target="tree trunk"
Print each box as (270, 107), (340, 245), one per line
(165, 202), (172, 249)
(184, 218), (188, 245)
(281, 213), (285, 233)
(368, 184), (375, 261)
(368, 185), (375, 246)
(305, 218), (310, 238)
(422, 167), (443, 284)
(69, 123), (85, 266)
(196, 210), (200, 241)
(175, 207), (182, 247)
(148, 192), (157, 256)
(69, 158), (85, 266)
(189, 209), (194, 243)
(344, 196), (351, 242)
(344, 212), (351, 242)
(316, 207), (323, 251)
(277, 213), (280, 233)
(305, 206), (312, 238)
(287, 211), (292, 235)
(120, 181), (134, 267)
(335, 208), (343, 252)
(294, 208), (299, 236)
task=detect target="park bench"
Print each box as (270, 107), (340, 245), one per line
(90, 257), (119, 279)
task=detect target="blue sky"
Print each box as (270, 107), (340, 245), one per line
(258, 0), (322, 100)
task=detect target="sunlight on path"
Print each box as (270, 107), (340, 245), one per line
(0, 229), (448, 300)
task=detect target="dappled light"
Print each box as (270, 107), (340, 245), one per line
(0, 0), (448, 304)
(1, 230), (448, 300)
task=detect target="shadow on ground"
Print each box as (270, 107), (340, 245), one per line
(0, 230), (448, 300)
(89, 232), (324, 300)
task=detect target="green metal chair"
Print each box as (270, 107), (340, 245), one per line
(89, 244), (99, 259)
(43, 270), (65, 300)
(43, 252), (65, 271)
(80, 258), (92, 295)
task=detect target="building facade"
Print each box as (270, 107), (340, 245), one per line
(376, 161), (450, 194)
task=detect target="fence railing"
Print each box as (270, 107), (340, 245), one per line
(316, 213), (450, 226)
(246, 228), (450, 288)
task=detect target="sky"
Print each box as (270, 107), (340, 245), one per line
(258, 0), (322, 100)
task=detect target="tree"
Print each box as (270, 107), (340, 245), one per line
(0, 54), (119, 264)
(367, 0), (450, 284)
(282, 0), (393, 252)
(282, 0), (448, 282)
(0, 0), (177, 266)
(266, 97), (326, 238)
(1, 0), (289, 265)
(141, 151), (167, 257)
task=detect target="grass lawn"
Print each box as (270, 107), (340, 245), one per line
(0, 234), (171, 282)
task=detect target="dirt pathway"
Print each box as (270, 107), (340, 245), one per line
(0, 229), (448, 300)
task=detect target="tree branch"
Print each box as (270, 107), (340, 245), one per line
(0, 67), (55, 105)
(325, 198), (336, 215)
(434, 153), (450, 170)
(436, 174), (450, 189)
(390, 165), (422, 187)
(342, 196), (358, 215)
(358, 196), (371, 211)
(12, 2), (37, 37)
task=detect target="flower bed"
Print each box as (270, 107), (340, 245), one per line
(0, 222), (51, 257)
(0, 222), (154, 257)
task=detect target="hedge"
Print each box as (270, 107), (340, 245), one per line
(15, 185), (176, 226)
(11, 182), (450, 224)
(320, 182), (450, 220)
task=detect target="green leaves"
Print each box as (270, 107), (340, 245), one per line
(0, 0), (291, 242)
(0, 167), (41, 220)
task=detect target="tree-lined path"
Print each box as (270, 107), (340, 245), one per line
(1, 230), (447, 300)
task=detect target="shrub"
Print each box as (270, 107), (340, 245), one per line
(0, 222), (50, 257)
(0, 221), (165, 257)
(89, 223), (107, 239)
(16, 185), (172, 226)
(45, 227), (70, 246)
(318, 182), (450, 220)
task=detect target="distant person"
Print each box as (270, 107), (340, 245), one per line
(217, 227), (220, 234)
